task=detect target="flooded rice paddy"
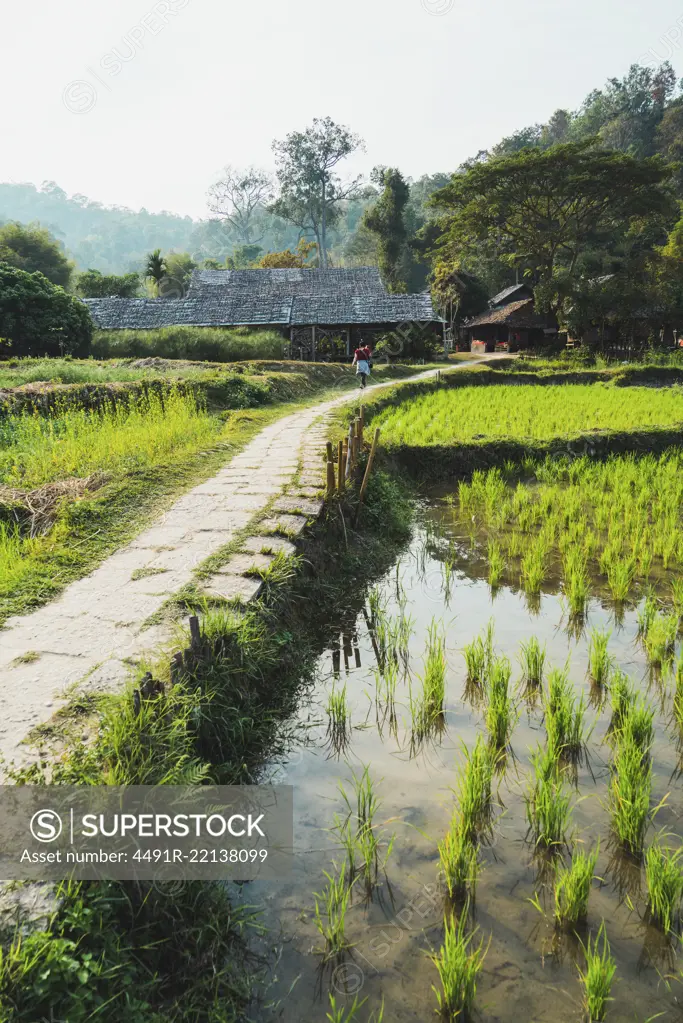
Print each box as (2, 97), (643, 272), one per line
(250, 492), (683, 1022)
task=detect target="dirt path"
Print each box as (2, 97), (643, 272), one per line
(0, 359), (499, 773)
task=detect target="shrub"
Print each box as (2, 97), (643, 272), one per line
(0, 263), (92, 357)
(91, 325), (286, 362)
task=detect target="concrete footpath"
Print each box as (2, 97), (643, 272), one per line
(0, 360), (495, 773)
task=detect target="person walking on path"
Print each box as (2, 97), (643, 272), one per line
(352, 344), (370, 388)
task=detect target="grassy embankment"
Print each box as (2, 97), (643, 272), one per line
(0, 458), (413, 1022)
(0, 359), (427, 624)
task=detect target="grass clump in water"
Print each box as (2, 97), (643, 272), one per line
(577, 922), (616, 1023)
(588, 629), (612, 687)
(439, 815), (479, 902)
(554, 845), (599, 929)
(457, 736), (496, 839)
(413, 619), (448, 739)
(644, 837), (683, 934)
(430, 911), (489, 1021)
(519, 636), (546, 690)
(338, 765), (395, 898)
(609, 734), (652, 857)
(545, 667), (588, 761)
(314, 863), (354, 962)
(525, 745), (572, 850)
(485, 656), (516, 751)
(643, 610), (678, 668)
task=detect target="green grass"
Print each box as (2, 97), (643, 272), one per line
(588, 630), (612, 687)
(430, 911), (488, 1021)
(644, 837), (683, 934)
(643, 610), (678, 668)
(577, 922), (616, 1023)
(338, 766), (395, 898)
(519, 636), (546, 690)
(326, 684), (352, 753)
(525, 745), (572, 850)
(486, 655), (516, 750)
(609, 734), (652, 857)
(314, 863), (354, 961)
(554, 845), (599, 928)
(373, 383), (683, 446)
(412, 618), (448, 739)
(457, 736), (496, 840)
(326, 994), (385, 1023)
(439, 814), (479, 901)
(545, 667), (588, 760)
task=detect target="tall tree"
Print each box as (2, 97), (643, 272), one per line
(0, 263), (92, 357)
(145, 249), (167, 297)
(271, 117), (365, 268)
(162, 251), (196, 298)
(430, 139), (677, 319)
(206, 167), (274, 244)
(0, 221), (73, 288)
(363, 168), (410, 292)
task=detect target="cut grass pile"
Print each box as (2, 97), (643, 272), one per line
(456, 451), (683, 604)
(371, 383), (683, 446)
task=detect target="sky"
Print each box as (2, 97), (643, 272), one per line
(2, 0), (683, 221)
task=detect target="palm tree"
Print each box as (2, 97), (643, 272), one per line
(145, 249), (167, 297)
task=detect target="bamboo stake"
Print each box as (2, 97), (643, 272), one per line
(337, 439), (345, 493)
(325, 442), (336, 498)
(345, 422), (355, 479)
(352, 418), (361, 463)
(359, 406), (365, 447)
(354, 428), (380, 526)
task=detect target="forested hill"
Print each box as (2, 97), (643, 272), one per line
(1, 62), (681, 276)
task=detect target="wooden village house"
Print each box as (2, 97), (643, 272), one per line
(459, 283), (557, 353)
(83, 268), (443, 360)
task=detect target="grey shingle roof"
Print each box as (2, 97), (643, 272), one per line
(84, 268), (440, 329)
(489, 283), (533, 307)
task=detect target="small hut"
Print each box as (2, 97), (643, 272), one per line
(460, 284), (556, 352)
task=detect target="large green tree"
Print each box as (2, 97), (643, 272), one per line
(0, 221), (73, 288)
(145, 249), (167, 297)
(431, 139), (677, 319)
(363, 168), (410, 293)
(0, 263), (92, 357)
(271, 117), (365, 268)
(76, 269), (140, 298)
(161, 252), (196, 298)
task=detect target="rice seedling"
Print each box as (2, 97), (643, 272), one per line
(671, 577), (683, 620)
(637, 593), (659, 636)
(619, 696), (655, 754)
(553, 845), (599, 929)
(338, 766), (395, 897)
(588, 630), (612, 688)
(521, 539), (546, 594)
(545, 667), (588, 760)
(326, 684), (351, 752)
(486, 656), (516, 750)
(487, 539), (505, 589)
(606, 556), (635, 603)
(644, 837), (683, 933)
(457, 736), (496, 839)
(438, 814), (479, 901)
(674, 652), (683, 732)
(430, 911), (489, 1021)
(463, 638), (486, 685)
(609, 735), (652, 857)
(577, 922), (616, 1023)
(563, 546), (590, 617)
(326, 995), (385, 1023)
(525, 745), (572, 850)
(608, 670), (636, 733)
(644, 611), (678, 668)
(519, 637), (546, 690)
(413, 619), (448, 739)
(314, 862), (354, 961)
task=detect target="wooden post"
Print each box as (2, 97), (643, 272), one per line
(189, 615), (201, 650)
(312, 325), (316, 362)
(358, 406), (364, 447)
(354, 428), (381, 525)
(352, 419), (361, 463)
(326, 441), (336, 498)
(337, 439), (345, 493)
(345, 421), (355, 479)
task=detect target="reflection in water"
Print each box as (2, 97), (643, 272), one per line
(249, 501), (683, 1022)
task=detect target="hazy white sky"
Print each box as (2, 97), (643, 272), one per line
(2, 0), (683, 219)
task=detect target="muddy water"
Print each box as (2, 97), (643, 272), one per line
(248, 497), (683, 1023)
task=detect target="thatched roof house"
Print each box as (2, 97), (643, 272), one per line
(83, 268), (441, 360)
(460, 283), (556, 352)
